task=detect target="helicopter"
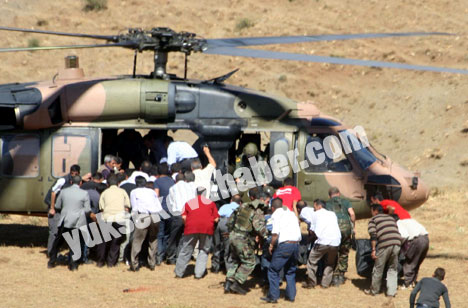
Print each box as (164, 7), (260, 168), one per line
(0, 26), (466, 219)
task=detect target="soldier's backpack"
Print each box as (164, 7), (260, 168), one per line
(326, 197), (352, 235)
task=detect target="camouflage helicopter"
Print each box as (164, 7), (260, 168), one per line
(0, 26), (466, 218)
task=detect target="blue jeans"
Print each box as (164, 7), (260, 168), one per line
(157, 217), (170, 261)
(268, 242), (299, 301)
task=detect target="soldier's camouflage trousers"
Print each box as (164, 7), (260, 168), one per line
(334, 232), (352, 276)
(226, 232), (256, 285)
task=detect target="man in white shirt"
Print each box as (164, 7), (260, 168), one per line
(261, 198), (302, 303)
(303, 199), (341, 289)
(397, 218), (429, 288)
(129, 176), (163, 271)
(165, 172), (197, 264)
(192, 145), (216, 199)
(165, 137), (198, 172)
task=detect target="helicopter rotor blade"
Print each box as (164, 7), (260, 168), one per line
(0, 42), (135, 53)
(206, 32), (453, 48)
(0, 26), (118, 41)
(204, 47), (468, 75)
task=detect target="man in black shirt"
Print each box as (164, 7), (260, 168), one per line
(410, 267), (451, 308)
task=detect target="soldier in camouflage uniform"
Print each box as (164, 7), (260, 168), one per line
(325, 187), (356, 286)
(225, 187), (268, 295)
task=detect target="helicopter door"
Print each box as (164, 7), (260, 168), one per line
(0, 132), (42, 213)
(296, 130), (365, 206)
(45, 127), (100, 205)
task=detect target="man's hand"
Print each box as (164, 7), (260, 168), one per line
(82, 173), (92, 182)
(90, 213), (97, 222)
(371, 250), (377, 260)
(268, 244), (274, 255)
(203, 145), (210, 154)
(48, 208), (55, 216)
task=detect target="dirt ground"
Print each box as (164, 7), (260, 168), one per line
(0, 0), (467, 307)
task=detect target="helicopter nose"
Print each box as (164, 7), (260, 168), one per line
(401, 175), (429, 211)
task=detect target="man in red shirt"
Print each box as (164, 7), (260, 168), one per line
(174, 187), (219, 279)
(370, 193), (411, 220)
(273, 177), (302, 216)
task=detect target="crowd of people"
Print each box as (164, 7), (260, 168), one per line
(44, 132), (450, 307)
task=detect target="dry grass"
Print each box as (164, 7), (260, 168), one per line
(0, 188), (466, 307)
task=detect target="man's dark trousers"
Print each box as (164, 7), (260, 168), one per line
(48, 225), (81, 269)
(267, 242), (299, 301)
(166, 215), (184, 263)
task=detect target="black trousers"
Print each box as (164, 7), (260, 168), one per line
(96, 222), (124, 266)
(165, 215), (184, 263)
(49, 225), (81, 267)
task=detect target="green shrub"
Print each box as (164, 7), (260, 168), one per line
(235, 18), (254, 31)
(28, 38), (40, 48)
(83, 0), (108, 11)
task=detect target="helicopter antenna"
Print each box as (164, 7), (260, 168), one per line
(132, 50), (137, 78)
(203, 68), (240, 84)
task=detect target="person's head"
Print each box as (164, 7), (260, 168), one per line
(71, 175), (82, 185)
(107, 174), (119, 186)
(175, 173), (185, 183)
(328, 186), (340, 198)
(135, 176), (147, 188)
(96, 183), (108, 194)
(263, 186), (275, 199)
(116, 172), (126, 184)
(171, 162), (181, 174)
(243, 142), (258, 158)
(313, 199), (325, 211)
(297, 200), (307, 213)
(258, 190), (270, 204)
(283, 177), (294, 187)
(370, 203), (384, 216)
(140, 160), (152, 175)
(248, 187), (260, 200)
(150, 165), (159, 177)
(271, 198), (283, 213)
(184, 171), (195, 183)
(70, 164), (81, 177)
(433, 267), (445, 281)
(158, 163), (170, 176)
(92, 172), (103, 183)
(370, 192), (384, 204)
(113, 156), (122, 170)
(191, 159), (203, 171)
(124, 168), (134, 179)
(231, 194), (242, 205)
(104, 155), (115, 168)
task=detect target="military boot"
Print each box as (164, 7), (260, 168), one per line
(229, 280), (247, 295)
(332, 274), (345, 287)
(224, 279), (233, 294)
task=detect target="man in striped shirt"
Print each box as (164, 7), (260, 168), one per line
(365, 203), (402, 297)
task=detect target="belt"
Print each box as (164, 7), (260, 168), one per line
(282, 241), (299, 244)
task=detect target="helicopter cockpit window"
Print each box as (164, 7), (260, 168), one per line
(339, 130), (377, 170)
(52, 135), (92, 177)
(1, 134), (40, 177)
(304, 134), (352, 173)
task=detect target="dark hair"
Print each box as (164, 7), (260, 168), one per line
(171, 162), (181, 173)
(249, 187), (260, 199)
(135, 176), (147, 188)
(271, 198), (283, 209)
(328, 186), (340, 197)
(434, 267), (445, 281)
(390, 214), (400, 221)
(373, 192), (384, 201)
(116, 172), (126, 184)
(231, 194), (242, 204)
(175, 173), (185, 182)
(158, 163), (170, 176)
(150, 165), (159, 177)
(140, 160), (152, 175)
(184, 171), (195, 182)
(196, 187), (206, 196)
(107, 174), (119, 186)
(92, 172), (103, 181)
(371, 203), (384, 213)
(283, 177), (294, 186)
(96, 183), (108, 194)
(70, 164), (81, 173)
(313, 199), (325, 208)
(164, 136), (174, 146)
(114, 156), (122, 165)
(125, 168), (134, 178)
(71, 175), (82, 185)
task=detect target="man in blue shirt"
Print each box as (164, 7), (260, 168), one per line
(211, 194), (242, 273)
